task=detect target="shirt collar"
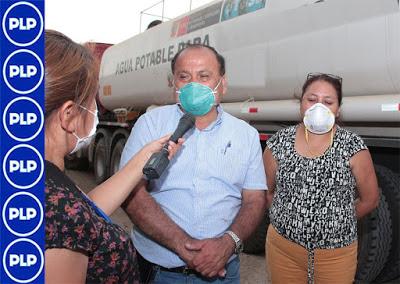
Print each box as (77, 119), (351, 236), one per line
(175, 104), (224, 131)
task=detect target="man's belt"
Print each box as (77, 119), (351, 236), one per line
(157, 265), (200, 275)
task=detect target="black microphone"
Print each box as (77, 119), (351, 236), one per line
(143, 113), (195, 179)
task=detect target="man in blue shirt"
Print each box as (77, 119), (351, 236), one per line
(120, 44), (267, 283)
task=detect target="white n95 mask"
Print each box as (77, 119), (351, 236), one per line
(70, 103), (99, 154)
(303, 103), (335, 134)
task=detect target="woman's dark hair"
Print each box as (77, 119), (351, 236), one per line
(147, 20), (162, 29)
(171, 44), (225, 76)
(301, 73), (343, 105)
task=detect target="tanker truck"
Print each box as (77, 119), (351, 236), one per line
(72, 0), (400, 282)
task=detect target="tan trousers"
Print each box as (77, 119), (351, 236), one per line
(266, 225), (357, 284)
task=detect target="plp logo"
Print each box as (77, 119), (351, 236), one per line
(2, 49), (44, 94)
(2, 144), (44, 189)
(3, 96), (44, 142)
(3, 238), (44, 283)
(3, 192), (44, 237)
(2, 1), (44, 47)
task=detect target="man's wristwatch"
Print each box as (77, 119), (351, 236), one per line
(224, 230), (243, 254)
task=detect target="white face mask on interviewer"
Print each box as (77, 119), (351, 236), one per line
(303, 103), (335, 134)
(70, 103), (99, 154)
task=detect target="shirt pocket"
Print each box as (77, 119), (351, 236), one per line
(207, 145), (248, 188)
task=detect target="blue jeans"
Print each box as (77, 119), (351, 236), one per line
(152, 257), (240, 284)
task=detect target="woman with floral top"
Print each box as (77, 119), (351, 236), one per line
(44, 30), (182, 284)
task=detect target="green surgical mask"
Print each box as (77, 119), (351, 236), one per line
(176, 80), (221, 116)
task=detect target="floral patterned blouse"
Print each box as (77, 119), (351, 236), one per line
(45, 160), (139, 284)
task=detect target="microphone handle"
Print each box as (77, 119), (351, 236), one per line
(169, 114), (195, 143)
(169, 129), (188, 143)
(161, 143), (170, 152)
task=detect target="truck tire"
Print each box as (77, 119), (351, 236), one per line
(374, 165), (400, 282)
(243, 212), (269, 254)
(110, 138), (126, 177)
(355, 192), (392, 283)
(94, 137), (109, 184)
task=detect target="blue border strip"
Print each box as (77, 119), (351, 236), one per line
(1, 1), (45, 283)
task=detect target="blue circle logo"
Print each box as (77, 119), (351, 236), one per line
(2, 1), (44, 47)
(3, 192), (44, 237)
(3, 97), (44, 142)
(3, 238), (44, 283)
(2, 49), (44, 95)
(3, 144), (44, 190)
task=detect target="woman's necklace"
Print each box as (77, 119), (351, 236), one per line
(304, 127), (334, 157)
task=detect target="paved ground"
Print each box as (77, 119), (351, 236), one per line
(67, 169), (270, 283)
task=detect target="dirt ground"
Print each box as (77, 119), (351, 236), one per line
(67, 169), (270, 283)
